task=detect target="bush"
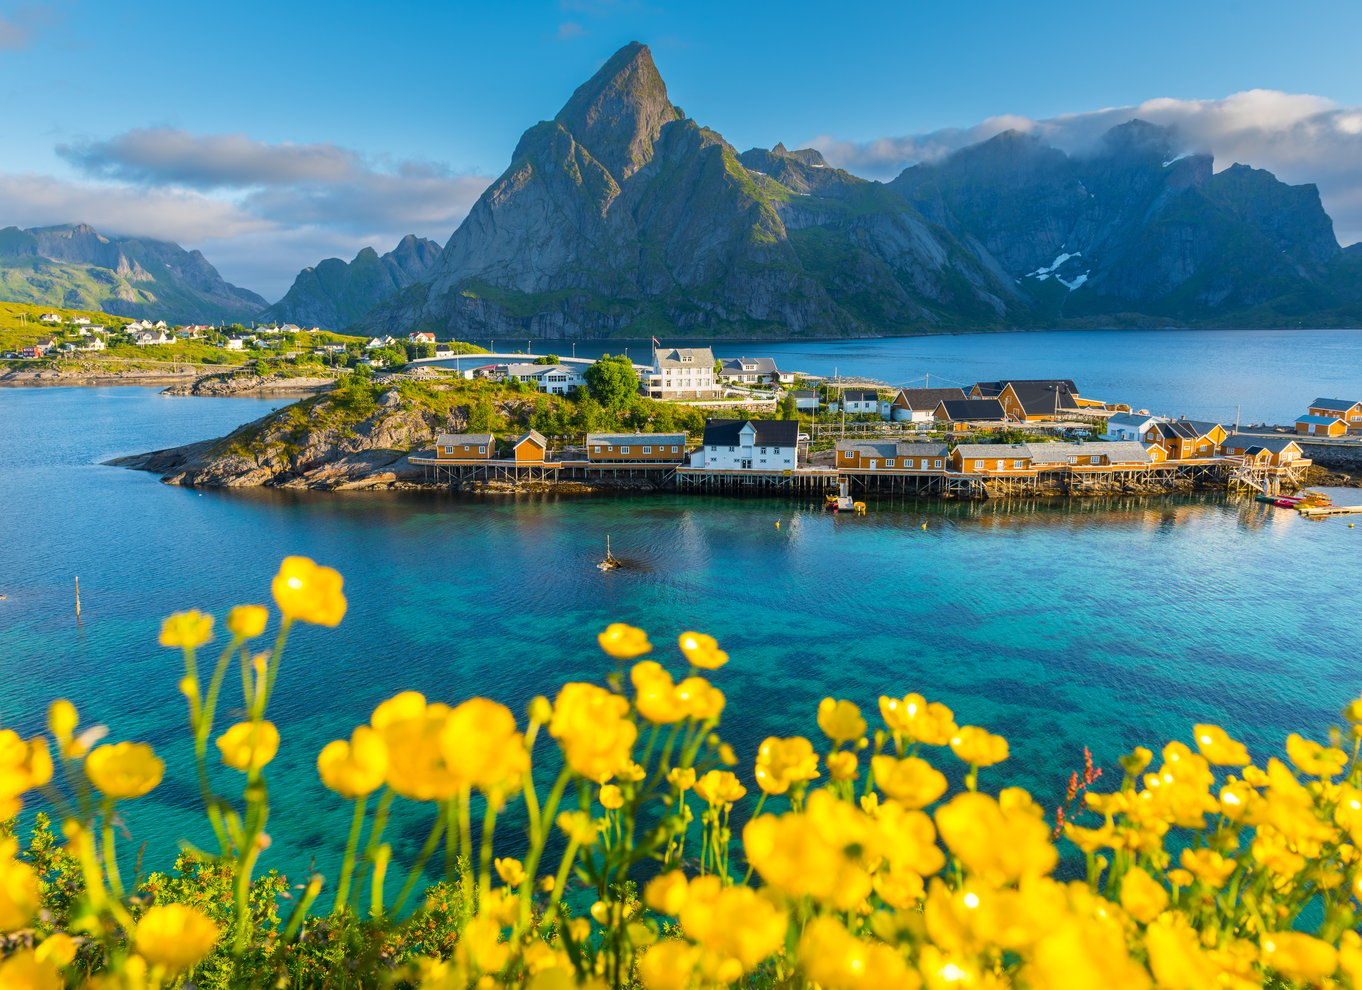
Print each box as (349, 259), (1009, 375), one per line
(3, 562), (1361, 988)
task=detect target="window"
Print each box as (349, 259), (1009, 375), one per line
(886, 459), (895, 467)
(1013, 460), (1026, 469)
(710, 445), (717, 452)
(477, 446), (486, 454)
(621, 446), (631, 454)
(671, 446), (679, 453)
(643, 446), (652, 454)
(593, 446), (602, 452)
(935, 459), (943, 468)
(729, 446), (736, 452)
(761, 447), (767, 455)
(974, 460), (984, 470)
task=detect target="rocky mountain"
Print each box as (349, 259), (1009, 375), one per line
(890, 122), (1352, 325)
(0, 224), (265, 324)
(361, 42), (1022, 339)
(260, 234), (442, 329)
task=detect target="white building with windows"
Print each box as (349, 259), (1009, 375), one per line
(688, 419), (799, 471)
(646, 347), (717, 399)
(535, 364), (586, 395)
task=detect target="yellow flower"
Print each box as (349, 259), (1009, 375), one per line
(549, 682), (636, 783)
(494, 857), (526, 887)
(817, 698), (866, 744)
(744, 791), (878, 910)
(215, 721), (279, 772)
(667, 767), (696, 791)
(935, 791), (1056, 884)
(679, 878), (788, 976)
(556, 811), (601, 846)
(1179, 847), (1237, 888)
(754, 736), (820, 795)
(1192, 723), (1249, 765)
(271, 556), (347, 627)
(599, 784), (624, 810)
(1144, 915), (1221, 990)
(1120, 746), (1154, 776)
(34, 933), (76, 968)
(598, 623), (651, 659)
(134, 903), (220, 972)
(639, 940), (699, 990)
(0, 732), (53, 818)
(227, 604), (268, 639)
(675, 676), (725, 721)
(1119, 867), (1168, 923)
(631, 661), (686, 724)
(798, 916), (913, 990)
(949, 726), (1009, 767)
(370, 692), (459, 801)
(1261, 932), (1338, 985)
(694, 769), (746, 806)
(1285, 732), (1347, 777)
(158, 609), (213, 649)
(645, 871), (690, 916)
(827, 750), (858, 781)
(871, 755), (948, 809)
(0, 947), (62, 990)
(441, 697), (529, 791)
(678, 631), (728, 669)
(47, 700), (77, 745)
(879, 693), (957, 746)
(0, 838), (40, 930)
(84, 742), (163, 800)
(317, 726), (388, 798)
(876, 801), (945, 877)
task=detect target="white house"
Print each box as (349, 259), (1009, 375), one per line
(39, 313), (61, 323)
(408, 331), (436, 344)
(1101, 412), (1164, 442)
(717, 356), (791, 385)
(689, 419), (800, 471)
(646, 347), (718, 399)
(79, 337), (106, 352)
(135, 330), (173, 346)
(829, 389), (880, 415)
(225, 336), (248, 351)
(887, 387), (968, 423)
(534, 364), (586, 395)
(790, 389), (820, 413)
(69, 316), (91, 326)
(366, 335), (397, 350)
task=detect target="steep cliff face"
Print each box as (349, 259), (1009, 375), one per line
(890, 121), (1345, 323)
(363, 42), (1019, 339)
(260, 235), (442, 329)
(0, 223), (266, 323)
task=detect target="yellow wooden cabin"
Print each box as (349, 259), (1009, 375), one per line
(586, 433), (688, 463)
(435, 433), (495, 460)
(513, 430), (549, 463)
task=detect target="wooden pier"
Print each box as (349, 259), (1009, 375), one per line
(1297, 504), (1362, 517)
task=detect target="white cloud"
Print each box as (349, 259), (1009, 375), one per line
(556, 21), (587, 40)
(809, 89), (1362, 245)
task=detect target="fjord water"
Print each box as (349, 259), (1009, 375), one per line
(1, 328), (1361, 881)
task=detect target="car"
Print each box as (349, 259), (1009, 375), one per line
(797, 433), (811, 442)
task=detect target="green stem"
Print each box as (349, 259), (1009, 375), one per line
(392, 813), (446, 918)
(477, 797), (498, 908)
(332, 795), (368, 915)
(101, 802), (125, 899)
(283, 875), (323, 941)
(255, 617), (292, 719)
(518, 766), (571, 929)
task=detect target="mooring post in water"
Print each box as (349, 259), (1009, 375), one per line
(74, 576), (81, 620)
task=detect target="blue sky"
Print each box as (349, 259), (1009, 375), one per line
(5, 0), (1362, 298)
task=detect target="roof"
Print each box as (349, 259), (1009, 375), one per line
(719, 356), (778, 375)
(1105, 412), (1160, 429)
(436, 433), (494, 446)
(1223, 434), (1302, 454)
(1056, 441), (1152, 463)
(937, 399), (1006, 420)
(837, 441), (949, 458)
(791, 389), (817, 399)
(1310, 397), (1360, 411)
(587, 433), (687, 446)
(894, 387), (966, 409)
(701, 419), (800, 446)
(1003, 380), (1082, 416)
(535, 364), (582, 376)
(1296, 414), (1345, 425)
(514, 430), (548, 448)
(502, 363), (546, 376)
(954, 443), (1033, 459)
(840, 389), (880, 402)
(655, 347), (715, 369)
(1149, 419), (1224, 440)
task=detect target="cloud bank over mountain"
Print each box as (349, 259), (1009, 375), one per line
(810, 89), (1362, 245)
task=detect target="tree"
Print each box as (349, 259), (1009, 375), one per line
(535, 354), (561, 365)
(778, 392), (798, 419)
(584, 354), (639, 408)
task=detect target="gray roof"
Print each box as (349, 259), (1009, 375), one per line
(840, 389), (880, 402)
(791, 389), (818, 399)
(954, 443), (1033, 459)
(587, 432), (687, 446)
(536, 364), (582, 376)
(1149, 419), (1224, 440)
(1310, 397), (1360, 411)
(514, 430), (548, 447)
(720, 356), (779, 375)
(1105, 412), (1161, 429)
(937, 398), (1007, 420)
(894, 387), (966, 409)
(436, 433), (494, 446)
(1052, 441), (1152, 463)
(1223, 433), (1302, 454)
(837, 441), (949, 458)
(502, 363), (546, 376)
(655, 347), (715, 369)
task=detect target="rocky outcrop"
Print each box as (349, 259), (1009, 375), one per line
(161, 372), (338, 397)
(361, 42), (1020, 340)
(260, 235), (442, 330)
(0, 223), (265, 323)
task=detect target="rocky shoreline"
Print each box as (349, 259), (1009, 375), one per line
(160, 372), (338, 397)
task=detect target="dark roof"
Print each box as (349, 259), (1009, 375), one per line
(791, 389), (817, 399)
(719, 356), (778, 375)
(936, 398), (1006, 420)
(1149, 419), (1224, 440)
(1223, 433), (1301, 454)
(841, 389), (880, 402)
(894, 387), (966, 409)
(702, 419), (800, 446)
(1310, 397), (1360, 411)
(1004, 381), (1081, 416)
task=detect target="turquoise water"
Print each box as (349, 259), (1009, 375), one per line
(1, 355), (1360, 883)
(468, 327), (1362, 425)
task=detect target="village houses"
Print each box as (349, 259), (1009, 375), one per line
(688, 419), (799, 471)
(646, 347), (718, 399)
(1295, 398), (1362, 436)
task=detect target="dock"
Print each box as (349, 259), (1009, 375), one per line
(1297, 504), (1362, 517)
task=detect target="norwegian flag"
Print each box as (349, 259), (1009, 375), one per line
(651, 336), (660, 346)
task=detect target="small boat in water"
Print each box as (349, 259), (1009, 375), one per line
(597, 535), (622, 571)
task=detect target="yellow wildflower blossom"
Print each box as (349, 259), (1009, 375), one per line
(599, 784), (624, 810)
(134, 903), (220, 972)
(817, 698), (867, 744)
(494, 857), (526, 887)
(879, 693), (957, 746)
(1261, 932), (1338, 985)
(694, 769), (746, 806)
(84, 741), (162, 800)
(754, 736), (820, 795)
(549, 682), (636, 783)
(1120, 867), (1168, 923)
(597, 623), (651, 659)
(226, 604), (268, 639)
(215, 720), (279, 772)
(1179, 847), (1237, 888)
(1192, 723), (1249, 765)
(949, 726), (1009, 767)
(667, 766), (695, 791)
(271, 556), (346, 627)
(317, 725), (388, 798)
(871, 755), (948, 809)
(440, 697), (529, 791)
(158, 609), (213, 649)
(935, 791), (1056, 885)
(678, 631), (728, 669)
(370, 692), (459, 801)
(1285, 732), (1347, 777)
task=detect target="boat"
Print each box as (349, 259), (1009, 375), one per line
(597, 535), (622, 571)
(825, 480), (855, 512)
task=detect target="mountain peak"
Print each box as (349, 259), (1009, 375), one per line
(555, 41), (680, 180)
(1100, 118), (1177, 159)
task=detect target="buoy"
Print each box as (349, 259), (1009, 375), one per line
(1350, 523), (1355, 528)
(921, 523), (927, 530)
(775, 520), (780, 529)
